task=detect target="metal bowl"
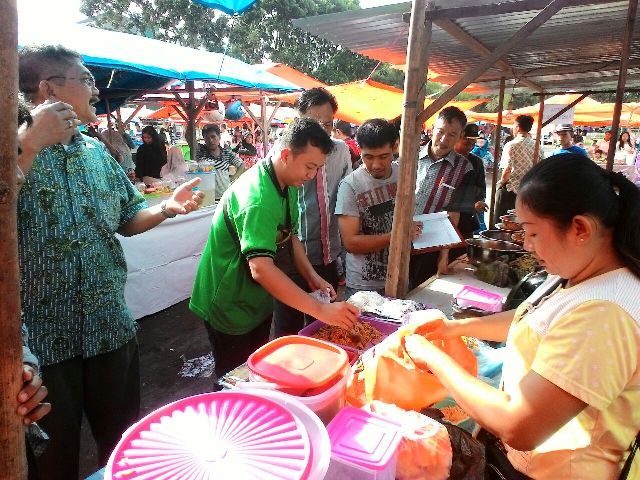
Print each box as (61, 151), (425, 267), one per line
(499, 214), (521, 231)
(479, 229), (514, 242)
(466, 237), (526, 266)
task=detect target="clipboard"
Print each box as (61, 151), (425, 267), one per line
(411, 211), (465, 253)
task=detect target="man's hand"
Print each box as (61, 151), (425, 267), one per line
(474, 201), (488, 213)
(411, 221), (423, 241)
(20, 100), (80, 153)
(164, 177), (205, 216)
(315, 302), (360, 330)
(307, 273), (337, 301)
(17, 366), (51, 425)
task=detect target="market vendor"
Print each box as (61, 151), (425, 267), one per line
(190, 118), (360, 386)
(404, 153), (640, 479)
(135, 125), (167, 184)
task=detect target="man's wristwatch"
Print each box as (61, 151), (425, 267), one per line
(160, 200), (177, 219)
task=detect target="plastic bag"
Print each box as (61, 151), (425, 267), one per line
(347, 309), (478, 410)
(423, 409), (486, 480)
(364, 401), (452, 480)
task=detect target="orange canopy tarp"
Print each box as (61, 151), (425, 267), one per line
(256, 63), (326, 90)
(273, 78), (487, 125)
(143, 103), (298, 125)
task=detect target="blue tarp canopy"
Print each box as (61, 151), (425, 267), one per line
(191, 0), (257, 15)
(18, 23), (300, 113)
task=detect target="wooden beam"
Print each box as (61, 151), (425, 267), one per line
(533, 92), (545, 163)
(193, 91), (212, 118)
(115, 107), (124, 134)
(186, 80), (198, 159)
(0, 0), (28, 478)
(105, 98), (113, 132)
(427, 0), (612, 20)
(172, 92), (188, 113)
(418, 0), (569, 125)
(607, 0), (638, 170)
(386, 0), (433, 299)
(268, 101), (282, 124)
(242, 100), (261, 125)
(124, 104), (143, 125)
(540, 93), (589, 127)
(434, 18), (543, 92)
(489, 78), (506, 229)
(171, 105), (188, 123)
(261, 94), (269, 159)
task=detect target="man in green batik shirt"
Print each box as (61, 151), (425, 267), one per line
(17, 45), (204, 480)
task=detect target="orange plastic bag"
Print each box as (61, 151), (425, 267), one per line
(347, 310), (477, 411)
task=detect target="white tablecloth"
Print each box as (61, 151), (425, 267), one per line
(117, 205), (215, 319)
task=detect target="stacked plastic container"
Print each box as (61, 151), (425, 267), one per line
(454, 285), (504, 313)
(326, 407), (403, 480)
(247, 336), (349, 424)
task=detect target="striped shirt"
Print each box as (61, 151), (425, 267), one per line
(196, 144), (244, 199)
(414, 143), (473, 214)
(18, 135), (147, 366)
(502, 135), (540, 194)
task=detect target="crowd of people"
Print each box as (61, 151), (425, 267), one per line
(8, 42), (640, 480)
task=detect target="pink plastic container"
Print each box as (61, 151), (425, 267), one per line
(104, 392), (312, 480)
(454, 285), (504, 313)
(326, 407), (403, 480)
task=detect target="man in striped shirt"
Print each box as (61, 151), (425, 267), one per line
(410, 106), (472, 287)
(197, 123), (246, 200)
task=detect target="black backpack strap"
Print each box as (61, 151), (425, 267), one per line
(619, 432), (640, 480)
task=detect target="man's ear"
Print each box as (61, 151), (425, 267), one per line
(38, 79), (56, 101)
(280, 147), (291, 164)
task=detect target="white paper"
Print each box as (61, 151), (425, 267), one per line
(412, 211), (463, 250)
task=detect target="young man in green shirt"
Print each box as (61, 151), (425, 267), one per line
(190, 118), (360, 383)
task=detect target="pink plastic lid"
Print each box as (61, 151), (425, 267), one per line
(327, 407), (402, 470)
(248, 335), (348, 390)
(105, 392), (311, 480)
(455, 285), (504, 313)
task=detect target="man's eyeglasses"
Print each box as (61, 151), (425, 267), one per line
(45, 75), (96, 88)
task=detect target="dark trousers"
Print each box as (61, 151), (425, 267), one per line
(494, 185), (517, 221)
(35, 339), (140, 480)
(409, 251), (441, 290)
(204, 317), (272, 386)
(270, 261), (339, 338)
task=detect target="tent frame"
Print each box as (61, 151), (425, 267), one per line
(386, 0), (639, 297)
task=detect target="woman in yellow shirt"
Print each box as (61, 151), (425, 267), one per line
(405, 153), (640, 479)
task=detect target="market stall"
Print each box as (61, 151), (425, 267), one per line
(118, 204), (215, 320)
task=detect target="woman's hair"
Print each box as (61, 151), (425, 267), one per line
(618, 131), (633, 149)
(519, 153), (640, 278)
(140, 126), (167, 162)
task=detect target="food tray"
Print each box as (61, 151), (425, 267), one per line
(299, 316), (399, 354)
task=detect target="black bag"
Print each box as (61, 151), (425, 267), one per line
(478, 429), (531, 480)
(619, 432), (639, 480)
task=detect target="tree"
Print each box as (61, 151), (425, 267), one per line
(80, 0), (405, 87)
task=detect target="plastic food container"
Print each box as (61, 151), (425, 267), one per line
(186, 171), (215, 206)
(299, 316), (399, 354)
(104, 391), (312, 480)
(248, 336), (350, 424)
(454, 285), (504, 313)
(326, 407), (403, 480)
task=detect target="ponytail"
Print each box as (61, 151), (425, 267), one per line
(608, 171), (640, 278)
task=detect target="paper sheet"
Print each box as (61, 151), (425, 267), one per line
(412, 211), (464, 250)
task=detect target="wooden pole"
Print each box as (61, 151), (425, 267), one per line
(488, 78), (506, 229)
(607, 0), (638, 170)
(187, 80), (198, 160)
(105, 98), (113, 132)
(385, 0), (432, 299)
(261, 94), (269, 158)
(532, 92), (545, 163)
(115, 107), (124, 134)
(417, 0), (569, 125)
(0, 1), (28, 478)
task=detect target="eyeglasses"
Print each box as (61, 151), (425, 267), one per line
(45, 75), (96, 88)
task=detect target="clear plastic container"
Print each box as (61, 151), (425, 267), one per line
(326, 407), (403, 480)
(186, 171), (215, 206)
(454, 285), (504, 313)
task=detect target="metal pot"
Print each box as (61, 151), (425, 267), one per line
(466, 237), (526, 266)
(479, 229), (514, 243)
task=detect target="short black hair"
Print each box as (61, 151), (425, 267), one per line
(333, 119), (352, 137)
(295, 87), (338, 114)
(356, 118), (399, 149)
(19, 45), (83, 100)
(515, 115), (534, 133)
(437, 106), (467, 129)
(202, 124), (221, 136)
(280, 117), (334, 155)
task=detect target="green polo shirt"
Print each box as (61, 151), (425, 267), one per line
(189, 160), (298, 334)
